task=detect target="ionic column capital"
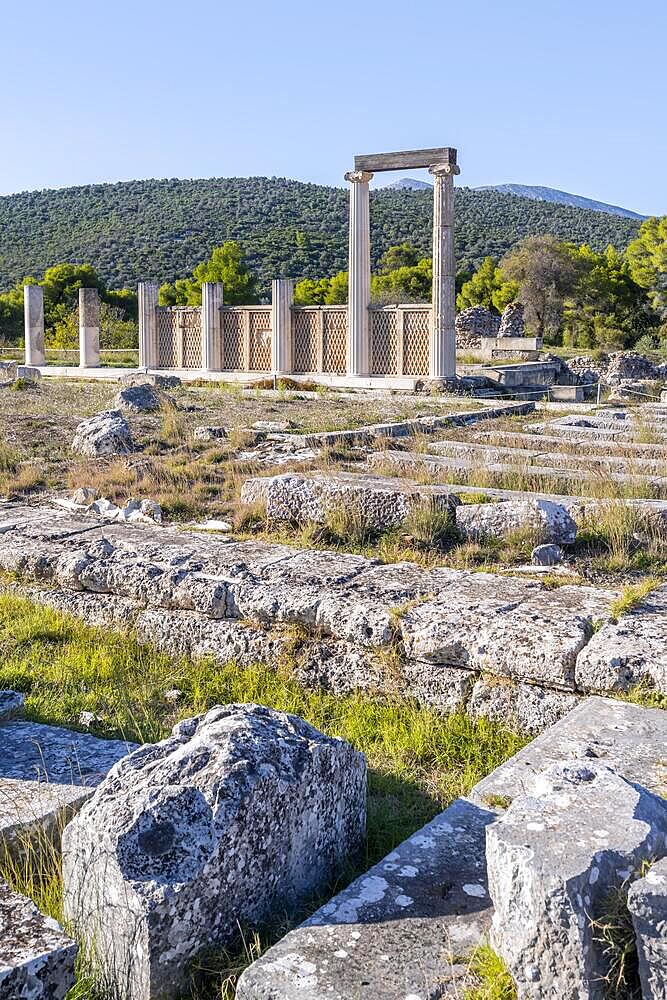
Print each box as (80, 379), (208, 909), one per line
(345, 170), (374, 184)
(429, 163), (461, 177)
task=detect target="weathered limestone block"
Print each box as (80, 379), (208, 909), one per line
(468, 678), (579, 734)
(455, 499), (577, 544)
(16, 365), (42, 381)
(239, 699), (667, 1000)
(237, 797), (496, 1000)
(62, 703), (366, 1000)
(575, 584), (667, 694)
(0, 360), (18, 382)
(628, 857), (667, 1000)
(240, 471), (459, 532)
(0, 689), (24, 721)
(531, 542), (563, 565)
(400, 580), (612, 689)
(0, 878), (77, 1000)
(498, 301), (525, 338)
(71, 409), (134, 457)
(487, 761), (667, 999)
(193, 424), (227, 441)
(0, 720), (137, 858)
(114, 382), (163, 413)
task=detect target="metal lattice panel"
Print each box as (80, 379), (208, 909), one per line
(370, 310), (398, 375)
(322, 309), (347, 374)
(292, 310), (318, 373)
(403, 308), (431, 376)
(156, 308), (178, 367)
(222, 310), (244, 370)
(179, 308), (202, 368)
(248, 309), (272, 371)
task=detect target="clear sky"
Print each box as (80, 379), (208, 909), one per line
(2, 0), (665, 215)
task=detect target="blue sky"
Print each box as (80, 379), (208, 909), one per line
(2, 0), (665, 214)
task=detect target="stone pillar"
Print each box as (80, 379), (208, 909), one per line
(345, 170), (373, 377)
(201, 282), (223, 371)
(23, 285), (45, 367)
(429, 162), (460, 380)
(78, 288), (100, 368)
(138, 282), (159, 369)
(271, 279), (294, 375)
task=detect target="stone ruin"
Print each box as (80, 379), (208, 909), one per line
(3, 684), (666, 1000)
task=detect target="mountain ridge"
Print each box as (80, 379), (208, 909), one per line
(0, 175), (642, 294)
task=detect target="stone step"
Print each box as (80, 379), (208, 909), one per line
(368, 448), (667, 491)
(240, 471), (459, 531)
(279, 401), (535, 449)
(236, 698), (667, 1000)
(473, 430), (667, 459)
(0, 718), (137, 858)
(428, 438), (667, 474)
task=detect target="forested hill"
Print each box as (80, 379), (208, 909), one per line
(0, 176), (642, 293)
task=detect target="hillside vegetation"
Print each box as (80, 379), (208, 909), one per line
(0, 176), (641, 295)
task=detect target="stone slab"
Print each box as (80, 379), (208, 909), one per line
(430, 437), (667, 474)
(0, 719), (137, 858)
(628, 856), (667, 1000)
(241, 471), (459, 530)
(0, 878), (77, 1000)
(237, 697), (667, 1000)
(368, 448), (667, 488)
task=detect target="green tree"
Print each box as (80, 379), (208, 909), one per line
(378, 243), (421, 273)
(371, 259), (432, 303)
(293, 277), (331, 305)
(456, 257), (517, 313)
(500, 236), (585, 339)
(562, 244), (652, 350)
(324, 271), (348, 305)
(627, 216), (667, 318)
(159, 242), (258, 306)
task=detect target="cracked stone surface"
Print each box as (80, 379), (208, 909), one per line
(237, 698), (667, 1000)
(62, 703), (366, 1000)
(0, 877), (77, 1000)
(240, 471), (459, 531)
(628, 857), (667, 1000)
(487, 761), (667, 999)
(0, 718), (137, 858)
(455, 498), (577, 544)
(71, 409), (134, 457)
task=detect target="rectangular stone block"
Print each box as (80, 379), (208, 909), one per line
(628, 857), (667, 1000)
(0, 877), (77, 1000)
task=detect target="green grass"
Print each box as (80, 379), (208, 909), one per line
(464, 944), (517, 1000)
(609, 577), (661, 619)
(0, 592), (528, 998)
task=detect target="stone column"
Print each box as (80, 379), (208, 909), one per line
(201, 282), (223, 371)
(24, 285), (45, 367)
(429, 162), (460, 380)
(78, 288), (100, 368)
(271, 278), (294, 376)
(138, 282), (159, 369)
(345, 170), (373, 377)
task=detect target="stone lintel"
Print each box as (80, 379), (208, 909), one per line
(354, 146), (457, 172)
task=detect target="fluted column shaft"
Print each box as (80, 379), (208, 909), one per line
(79, 288), (100, 368)
(24, 285), (45, 366)
(272, 278), (294, 375)
(138, 282), (159, 369)
(201, 282), (224, 370)
(345, 170), (373, 377)
(430, 163), (460, 379)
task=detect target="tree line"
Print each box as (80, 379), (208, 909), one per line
(0, 176), (640, 299)
(1, 218), (664, 354)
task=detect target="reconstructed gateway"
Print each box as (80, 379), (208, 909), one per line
(22, 147), (460, 388)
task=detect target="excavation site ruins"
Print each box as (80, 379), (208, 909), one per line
(1, 147), (666, 1000)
